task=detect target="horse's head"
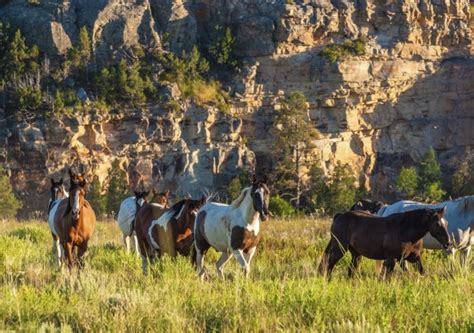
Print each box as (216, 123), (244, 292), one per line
(250, 175), (270, 221)
(50, 177), (66, 201)
(134, 190), (150, 208)
(68, 169), (86, 221)
(176, 195), (206, 231)
(351, 199), (385, 214)
(151, 189), (170, 208)
(424, 206), (452, 253)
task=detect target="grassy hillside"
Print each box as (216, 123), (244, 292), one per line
(0, 219), (473, 331)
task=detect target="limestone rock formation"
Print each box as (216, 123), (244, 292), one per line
(0, 0), (473, 216)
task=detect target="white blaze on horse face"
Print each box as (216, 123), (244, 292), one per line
(72, 191), (80, 216)
(137, 198), (145, 207)
(255, 188), (264, 209)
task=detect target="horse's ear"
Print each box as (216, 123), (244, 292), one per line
(69, 168), (75, 179)
(440, 206), (447, 215)
(134, 191), (139, 197)
(81, 179), (86, 187)
(59, 178), (63, 184)
(200, 195), (206, 205)
(51, 178), (54, 186)
(262, 175), (268, 184)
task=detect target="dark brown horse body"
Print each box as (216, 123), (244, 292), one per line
(135, 197), (205, 271)
(54, 170), (96, 270)
(319, 208), (452, 278)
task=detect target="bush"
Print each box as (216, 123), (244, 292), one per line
(269, 195), (295, 217)
(88, 176), (107, 218)
(227, 177), (242, 201)
(8, 226), (49, 244)
(0, 166), (22, 219)
(209, 27), (237, 68)
(321, 39), (365, 63)
(451, 160), (474, 197)
(106, 161), (129, 217)
(396, 147), (446, 202)
(397, 167), (419, 198)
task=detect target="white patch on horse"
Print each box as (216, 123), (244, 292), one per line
(137, 198), (145, 207)
(147, 209), (175, 250)
(72, 192), (80, 212)
(150, 203), (165, 209)
(174, 205), (186, 220)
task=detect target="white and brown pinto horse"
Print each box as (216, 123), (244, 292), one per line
(378, 196), (474, 267)
(116, 190), (170, 255)
(135, 196), (205, 272)
(47, 178), (69, 266)
(53, 170), (96, 270)
(194, 177), (270, 279)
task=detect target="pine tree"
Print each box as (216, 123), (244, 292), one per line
(0, 166), (22, 219)
(106, 161), (129, 217)
(397, 167), (419, 199)
(419, 147), (445, 202)
(272, 91), (320, 209)
(87, 176), (106, 218)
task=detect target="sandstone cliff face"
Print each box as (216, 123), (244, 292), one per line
(0, 0), (473, 215)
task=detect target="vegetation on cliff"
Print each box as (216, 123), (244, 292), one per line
(0, 166), (22, 219)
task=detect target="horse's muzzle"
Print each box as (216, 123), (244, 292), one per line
(443, 242), (454, 255)
(72, 210), (80, 220)
(260, 211), (269, 221)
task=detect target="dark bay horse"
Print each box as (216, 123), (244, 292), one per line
(319, 207), (452, 278)
(54, 170), (96, 270)
(135, 196), (205, 271)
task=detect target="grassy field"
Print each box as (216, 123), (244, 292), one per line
(0, 218), (473, 332)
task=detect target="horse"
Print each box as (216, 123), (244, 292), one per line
(351, 199), (385, 214)
(378, 196), (474, 267)
(194, 176), (270, 279)
(47, 178), (69, 267)
(53, 169), (96, 270)
(318, 207), (452, 279)
(116, 190), (170, 255)
(135, 196), (205, 272)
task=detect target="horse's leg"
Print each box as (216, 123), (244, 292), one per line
(133, 233), (140, 257)
(348, 247), (362, 278)
(76, 242), (88, 270)
(244, 247), (257, 275)
(64, 242), (74, 270)
(319, 238), (346, 279)
(123, 234), (131, 253)
(215, 251), (232, 279)
(460, 246), (471, 267)
(195, 248), (207, 280)
(232, 249), (250, 277)
(381, 258), (396, 279)
(399, 259), (408, 272)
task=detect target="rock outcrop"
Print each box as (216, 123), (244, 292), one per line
(0, 0), (473, 216)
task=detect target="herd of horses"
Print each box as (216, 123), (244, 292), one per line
(45, 170), (474, 279)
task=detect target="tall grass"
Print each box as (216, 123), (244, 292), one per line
(0, 219), (472, 331)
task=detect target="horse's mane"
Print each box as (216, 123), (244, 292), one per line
(230, 187), (250, 209)
(163, 200), (186, 221)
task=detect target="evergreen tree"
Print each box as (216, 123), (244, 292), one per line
(0, 166), (22, 219)
(272, 91), (319, 209)
(323, 163), (357, 214)
(87, 176), (106, 218)
(397, 167), (419, 199)
(106, 161), (129, 217)
(419, 147), (445, 202)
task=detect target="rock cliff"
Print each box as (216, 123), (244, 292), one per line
(0, 0), (473, 215)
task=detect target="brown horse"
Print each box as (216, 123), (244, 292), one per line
(319, 207), (452, 279)
(54, 170), (96, 270)
(135, 196), (206, 271)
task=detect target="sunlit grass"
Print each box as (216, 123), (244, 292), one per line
(0, 218), (472, 331)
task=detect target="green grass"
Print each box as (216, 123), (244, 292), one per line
(0, 218), (473, 331)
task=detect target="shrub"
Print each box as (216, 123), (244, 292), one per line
(88, 176), (107, 218)
(321, 39), (365, 63)
(106, 161), (129, 217)
(8, 226), (49, 244)
(0, 166), (22, 219)
(209, 27), (237, 68)
(397, 167), (419, 198)
(451, 160), (474, 197)
(269, 195), (295, 217)
(227, 177), (242, 201)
